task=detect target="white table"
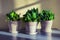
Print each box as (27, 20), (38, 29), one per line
(0, 30), (60, 40)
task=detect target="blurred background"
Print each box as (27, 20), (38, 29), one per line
(0, 0), (60, 30)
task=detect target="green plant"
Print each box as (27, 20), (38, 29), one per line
(39, 10), (54, 21)
(6, 10), (20, 21)
(23, 8), (39, 22)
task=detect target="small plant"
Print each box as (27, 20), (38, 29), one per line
(6, 10), (20, 21)
(39, 10), (54, 21)
(23, 8), (39, 22)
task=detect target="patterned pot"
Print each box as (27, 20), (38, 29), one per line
(26, 22), (38, 35)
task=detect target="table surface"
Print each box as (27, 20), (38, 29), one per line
(0, 30), (60, 40)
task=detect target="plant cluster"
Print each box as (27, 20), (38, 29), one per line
(6, 9), (54, 21)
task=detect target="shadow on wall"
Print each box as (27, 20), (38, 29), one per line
(0, 0), (14, 30)
(14, 1), (40, 11)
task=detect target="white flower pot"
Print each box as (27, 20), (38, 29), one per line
(8, 21), (18, 33)
(40, 20), (53, 33)
(26, 22), (37, 35)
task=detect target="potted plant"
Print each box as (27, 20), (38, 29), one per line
(23, 8), (39, 35)
(6, 10), (20, 33)
(39, 10), (54, 32)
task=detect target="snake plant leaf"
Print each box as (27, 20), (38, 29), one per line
(32, 12), (36, 19)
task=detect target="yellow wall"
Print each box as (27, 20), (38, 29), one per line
(0, 0), (60, 30)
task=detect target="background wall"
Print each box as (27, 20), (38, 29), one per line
(0, 0), (15, 30)
(40, 0), (60, 30)
(0, 0), (60, 30)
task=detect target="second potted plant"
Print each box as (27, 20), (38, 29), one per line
(23, 8), (39, 35)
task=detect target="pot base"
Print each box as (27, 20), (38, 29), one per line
(10, 31), (18, 34)
(41, 29), (52, 33)
(29, 32), (37, 35)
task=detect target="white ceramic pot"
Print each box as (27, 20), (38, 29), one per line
(41, 20), (53, 33)
(8, 21), (18, 33)
(26, 22), (37, 35)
